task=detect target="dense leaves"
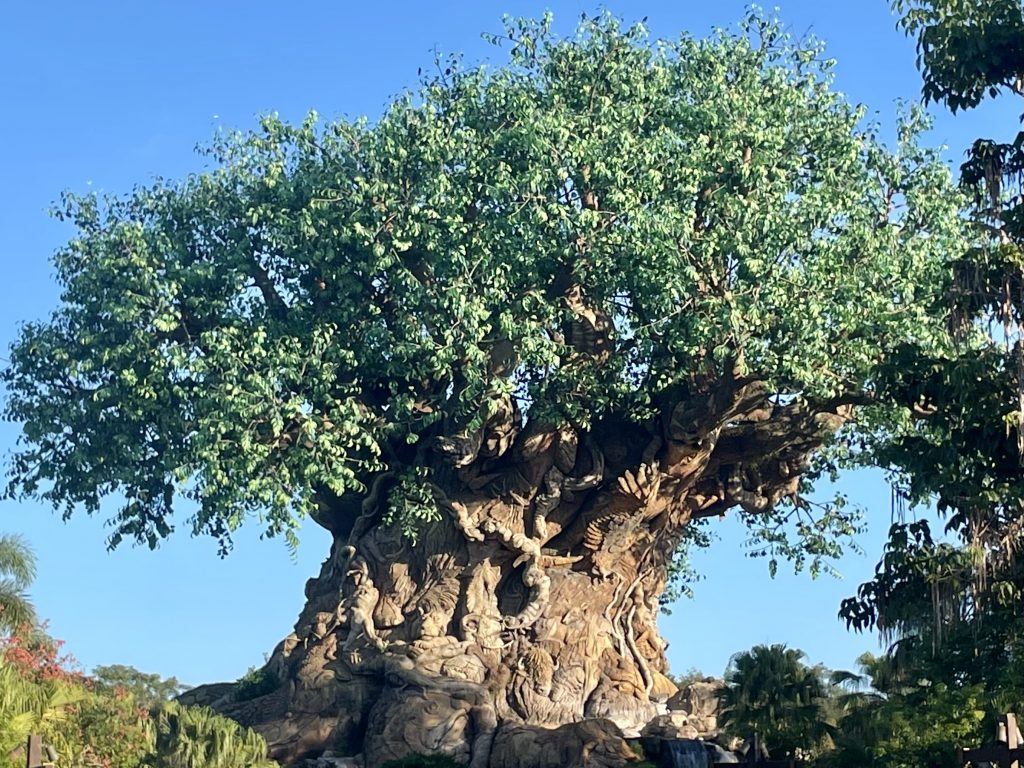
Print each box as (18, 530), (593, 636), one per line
(894, 0), (1024, 111)
(823, 652), (986, 768)
(827, 5), (1024, 765)
(0, 628), (277, 768)
(145, 701), (278, 768)
(2, 13), (966, 553)
(718, 644), (833, 758)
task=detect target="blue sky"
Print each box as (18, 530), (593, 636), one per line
(0, 1), (1018, 687)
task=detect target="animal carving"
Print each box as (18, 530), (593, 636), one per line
(582, 464), (663, 571)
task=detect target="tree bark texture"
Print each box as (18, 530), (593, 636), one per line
(196, 373), (852, 768)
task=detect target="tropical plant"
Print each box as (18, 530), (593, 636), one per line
(718, 644), (833, 758)
(876, 0), (1024, 569)
(0, 534), (36, 633)
(0, 659), (85, 768)
(836, 0), (1024, 727)
(822, 652), (986, 768)
(44, 689), (153, 768)
(144, 701), (277, 768)
(0, 614), (279, 768)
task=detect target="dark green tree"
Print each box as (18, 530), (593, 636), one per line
(718, 644), (832, 759)
(894, 0), (1024, 112)
(3, 12), (968, 765)
(839, 0), (1024, 696)
(823, 651), (985, 768)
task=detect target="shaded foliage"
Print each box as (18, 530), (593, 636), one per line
(894, 0), (1024, 112)
(232, 665), (279, 703)
(718, 644), (833, 759)
(827, 5), (1024, 766)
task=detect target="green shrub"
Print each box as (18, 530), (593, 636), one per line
(47, 690), (153, 768)
(0, 663), (84, 767)
(233, 665), (280, 702)
(145, 700), (278, 768)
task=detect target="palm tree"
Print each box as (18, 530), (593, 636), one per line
(719, 644), (833, 759)
(0, 534), (37, 633)
(819, 654), (893, 768)
(0, 659), (84, 764)
(146, 701), (277, 768)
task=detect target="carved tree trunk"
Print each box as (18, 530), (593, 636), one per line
(197, 374), (852, 768)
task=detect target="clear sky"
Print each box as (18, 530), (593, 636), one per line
(0, 1), (1017, 687)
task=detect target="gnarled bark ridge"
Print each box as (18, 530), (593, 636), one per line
(198, 372), (851, 767)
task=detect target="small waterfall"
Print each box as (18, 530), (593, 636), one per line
(664, 739), (711, 768)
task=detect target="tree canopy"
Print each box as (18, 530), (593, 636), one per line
(92, 664), (189, 712)
(894, 0), (1024, 112)
(1, 13), (968, 559)
(837, 0), (1024, 747)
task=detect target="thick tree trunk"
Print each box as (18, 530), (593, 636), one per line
(191, 378), (852, 768)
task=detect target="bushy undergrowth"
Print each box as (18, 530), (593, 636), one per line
(233, 665), (280, 703)
(0, 624), (278, 768)
(145, 701), (277, 768)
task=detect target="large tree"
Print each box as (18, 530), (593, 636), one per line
(3, 13), (967, 768)
(839, 0), (1024, 706)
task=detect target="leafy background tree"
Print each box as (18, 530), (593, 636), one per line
(825, 2), (1024, 767)
(0, 538), (271, 768)
(91, 664), (189, 712)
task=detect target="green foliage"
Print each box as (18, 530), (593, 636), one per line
(740, 487), (865, 580)
(836, 9), (1024, 760)
(0, 534), (36, 633)
(0, 625), (275, 768)
(822, 654), (986, 768)
(383, 466), (441, 543)
(2, 12), (966, 557)
(145, 701), (277, 768)
(661, 518), (712, 606)
(46, 690), (153, 768)
(839, 521), (972, 648)
(893, 0), (1024, 111)
(232, 665), (279, 702)
(380, 754), (467, 768)
(869, 683), (985, 768)
(720, 647), (831, 761)
(92, 663), (189, 711)
(667, 667), (710, 688)
(718, 644), (833, 758)
(0, 660), (85, 767)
